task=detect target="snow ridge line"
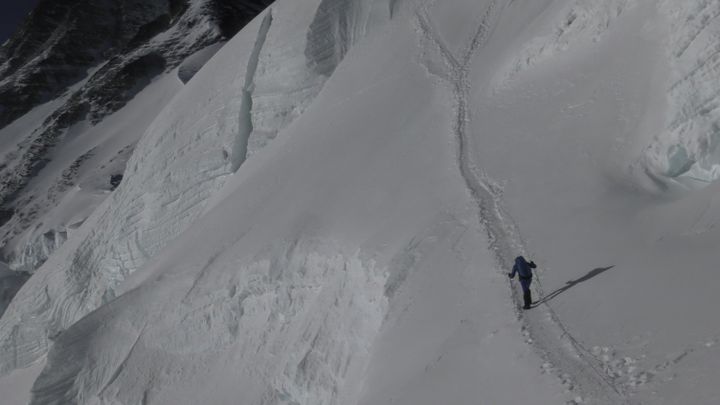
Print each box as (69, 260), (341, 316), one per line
(231, 9), (274, 172)
(412, 2), (631, 404)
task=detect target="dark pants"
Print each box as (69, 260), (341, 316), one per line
(520, 278), (532, 308)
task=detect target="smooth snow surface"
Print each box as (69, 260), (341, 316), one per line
(177, 43), (226, 84)
(2, 0), (720, 404)
(0, 360), (44, 405)
(4, 72), (183, 273)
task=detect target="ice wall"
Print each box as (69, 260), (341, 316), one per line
(641, 0), (720, 185)
(246, 0), (392, 155)
(0, 263), (29, 318)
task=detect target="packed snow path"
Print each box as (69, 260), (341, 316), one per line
(414, 1), (630, 404)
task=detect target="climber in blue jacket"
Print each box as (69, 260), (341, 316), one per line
(509, 256), (537, 309)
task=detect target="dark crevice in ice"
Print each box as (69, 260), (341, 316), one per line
(231, 9), (273, 172)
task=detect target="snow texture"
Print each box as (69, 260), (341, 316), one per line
(177, 43), (226, 84)
(0, 0), (273, 276)
(1, 0), (720, 404)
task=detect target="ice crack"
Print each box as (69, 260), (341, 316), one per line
(231, 9), (274, 172)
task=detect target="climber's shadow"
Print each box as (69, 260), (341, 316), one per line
(533, 265), (615, 307)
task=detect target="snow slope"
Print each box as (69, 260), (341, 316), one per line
(465, 0), (720, 403)
(0, 261), (29, 318)
(20, 3), (568, 403)
(0, 0), (273, 274)
(2, 0), (720, 404)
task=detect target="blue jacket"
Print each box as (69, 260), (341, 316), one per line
(510, 256), (536, 280)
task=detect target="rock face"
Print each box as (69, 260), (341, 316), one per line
(0, 0), (273, 271)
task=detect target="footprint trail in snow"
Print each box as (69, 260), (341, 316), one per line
(413, 1), (633, 404)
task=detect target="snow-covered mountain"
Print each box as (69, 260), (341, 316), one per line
(0, 0), (272, 275)
(1, 0), (720, 404)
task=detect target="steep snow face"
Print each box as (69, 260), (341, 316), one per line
(0, 0), (274, 273)
(0, 72), (183, 274)
(640, 0), (720, 185)
(245, 0), (392, 155)
(0, 262), (29, 318)
(496, 0), (631, 85)
(0, 0), (393, 378)
(463, 0), (720, 403)
(24, 2), (567, 403)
